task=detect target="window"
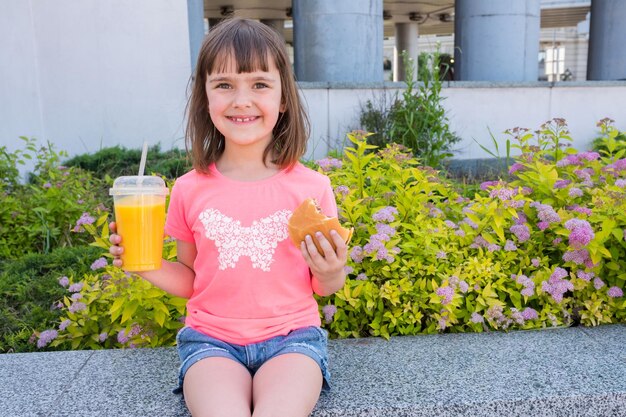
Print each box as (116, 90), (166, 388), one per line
(544, 46), (565, 82)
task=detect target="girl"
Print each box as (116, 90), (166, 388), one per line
(108, 18), (348, 417)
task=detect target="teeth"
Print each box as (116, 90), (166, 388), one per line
(232, 117), (255, 122)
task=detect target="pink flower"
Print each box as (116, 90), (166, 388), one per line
(510, 224), (530, 242)
(569, 205), (593, 216)
(489, 187), (516, 201)
(462, 217), (478, 229)
(541, 267), (573, 303)
(322, 304), (338, 323)
(444, 220), (458, 229)
(521, 308), (538, 320)
(564, 219), (594, 249)
(556, 155), (582, 167)
(480, 180), (502, 191)
(531, 202), (560, 223)
(69, 302), (87, 313)
(37, 329), (58, 348)
(487, 243), (501, 252)
(504, 240), (517, 251)
(537, 221), (550, 231)
(515, 274), (530, 286)
(509, 163), (524, 174)
(117, 329), (130, 344)
(316, 157), (343, 171)
(90, 257), (108, 270)
(372, 206), (399, 223)
(470, 312), (484, 323)
(577, 271), (595, 281)
(594, 278), (605, 290)
(607, 287), (623, 298)
(436, 286), (454, 305)
(350, 246), (364, 263)
(73, 212), (95, 232)
(554, 179), (572, 189)
(334, 185), (350, 196)
(375, 223), (396, 237)
(470, 236), (489, 249)
(568, 187), (583, 198)
(563, 248), (590, 265)
(579, 151), (600, 161)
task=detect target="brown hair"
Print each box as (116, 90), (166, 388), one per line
(185, 18), (310, 173)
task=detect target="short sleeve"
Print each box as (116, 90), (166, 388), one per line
(164, 180), (194, 242)
(317, 176), (338, 219)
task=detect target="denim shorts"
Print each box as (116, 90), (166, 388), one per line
(174, 326), (331, 393)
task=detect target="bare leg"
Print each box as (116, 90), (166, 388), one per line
(183, 357), (253, 417)
(251, 353), (323, 417)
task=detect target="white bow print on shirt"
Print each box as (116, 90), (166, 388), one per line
(199, 208), (292, 272)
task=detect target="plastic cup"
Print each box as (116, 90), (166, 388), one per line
(109, 176), (169, 271)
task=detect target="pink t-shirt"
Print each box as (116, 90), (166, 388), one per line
(165, 162), (337, 345)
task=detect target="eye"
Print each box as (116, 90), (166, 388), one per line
(253, 82), (269, 89)
(215, 83), (231, 89)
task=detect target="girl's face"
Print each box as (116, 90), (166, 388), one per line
(206, 56), (284, 154)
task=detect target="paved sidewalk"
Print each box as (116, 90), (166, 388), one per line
(2, 325), (626, 416)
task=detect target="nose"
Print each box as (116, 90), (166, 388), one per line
(232, 88), (252, 108)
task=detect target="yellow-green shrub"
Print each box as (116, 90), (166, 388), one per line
(317, 121), (626, 339)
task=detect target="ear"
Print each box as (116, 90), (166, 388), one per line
(279, 101), (286, 113)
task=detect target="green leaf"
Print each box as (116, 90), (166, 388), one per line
(121, 301), (139, 324)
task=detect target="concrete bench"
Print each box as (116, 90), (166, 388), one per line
(2, 324), (626, 416)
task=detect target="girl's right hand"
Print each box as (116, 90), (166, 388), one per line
(108, 222), (124, 268)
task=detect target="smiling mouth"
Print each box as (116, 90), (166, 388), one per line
(227, 116), (259, 123)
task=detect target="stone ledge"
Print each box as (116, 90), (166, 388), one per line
(2, 325), (626, 416)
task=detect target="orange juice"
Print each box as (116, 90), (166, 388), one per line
(114, 194), (166, 271)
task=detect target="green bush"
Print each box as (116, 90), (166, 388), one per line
(22, 119), (626, 351)
(63, 144), (190, 180)
(0, 138), (107, 260)
(0, 245), (102, 353)
(591, 117), (626, 157)
(33, 196), (186, 351)
(316, 121), (626, 338)
(359, 49), (461, 168)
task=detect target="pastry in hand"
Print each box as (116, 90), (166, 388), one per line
(288, 198), (353, 253)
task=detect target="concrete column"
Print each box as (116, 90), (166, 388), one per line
(587, 0), (626, 80)
(260, 19), (285, 40)
(186, 0), (205, 72)
(292, 0), (383, 82)
(454, 0), (540, 81)
(394, 22), (419, 82)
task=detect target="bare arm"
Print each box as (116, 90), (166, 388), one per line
(109, 222), (196, 299)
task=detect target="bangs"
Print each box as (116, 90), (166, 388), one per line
(207, 23), (273, 74)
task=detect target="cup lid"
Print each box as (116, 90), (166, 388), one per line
(109, 176), (169, 196)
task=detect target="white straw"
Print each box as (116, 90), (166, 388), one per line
(138, 141), (148, 177)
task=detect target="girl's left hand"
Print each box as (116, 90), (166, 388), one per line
(300, 230), (348, 291)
